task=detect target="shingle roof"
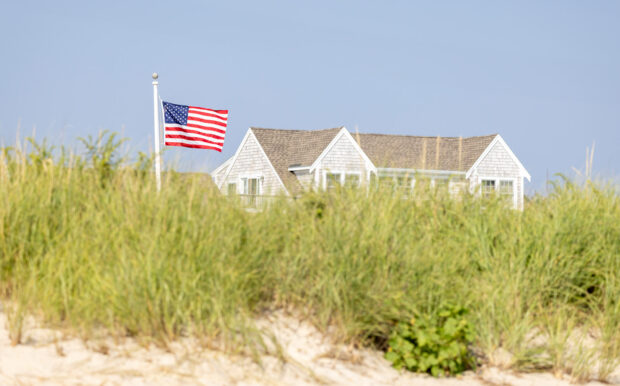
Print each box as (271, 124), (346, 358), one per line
(251, 127), (342, 194)
(250, 127), (497, 194)
(354, 133), (496, 171)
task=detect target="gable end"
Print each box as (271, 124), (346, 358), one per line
(466, 135), (530, 181)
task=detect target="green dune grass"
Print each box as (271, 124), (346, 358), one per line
(0, 133), (618, 379)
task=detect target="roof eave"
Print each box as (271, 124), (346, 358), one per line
(288, 165), (311, 172)
(377, 167), (466, 175)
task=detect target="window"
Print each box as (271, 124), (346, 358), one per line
(227, 183), (237, 195)
(241, 177), (261, 206)
(325, 172), (341, 190)
(480, 178), (515, 207)
(244, 178), (259, 195)
(374, 174), (413, 191)
(324, 171), (361, 190)
(499, 180), (514, 204)
(481, 179), (496, 198)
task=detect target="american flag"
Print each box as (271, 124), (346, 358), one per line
(162, 101), (228, 152)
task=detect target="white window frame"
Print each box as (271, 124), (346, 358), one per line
(239, 174), (263, 196)
(374, 171), (415, 189)
(322, 170), (362, 189)
(479, 176), (517, 208)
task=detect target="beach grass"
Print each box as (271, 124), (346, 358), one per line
(0, 134), (618, 379)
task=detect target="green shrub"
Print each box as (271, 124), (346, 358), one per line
(385, 305), (476, 376)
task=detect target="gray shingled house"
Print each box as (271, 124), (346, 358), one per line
(212, 127), (530, 209)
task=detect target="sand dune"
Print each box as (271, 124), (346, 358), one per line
(0, 309), (617, 385)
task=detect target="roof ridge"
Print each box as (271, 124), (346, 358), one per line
(355, 132), (498, 140)
(251, 126), (343, 133)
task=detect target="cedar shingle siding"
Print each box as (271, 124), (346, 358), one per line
(215, 127), (529, 209)
(318, 134), (369, 185)
(221, 132), (285, 195)
(468, 140), (525, 209)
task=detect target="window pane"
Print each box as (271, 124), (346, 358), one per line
(326, 173), (341, 189)
(243, 178), (259, 207)
(500, 180), (513, 194)
(499, 180), (514, 206)
(248, 178), (258, 195)
(481, 179), (495, 197)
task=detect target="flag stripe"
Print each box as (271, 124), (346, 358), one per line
(165, 138), (223, 151)
(165, 130), (225, 143)
(165, 134), (224, 146)
(166, 123), (226, 139)
(188, 111), (228, 122)
(189, 106), (228, 117)
(164, 137), (224, 147)
(185, 122), (226, 134)
(187, 116), (227, 127)
(164, 127), (225, 141)
(165, 142), (222, 152)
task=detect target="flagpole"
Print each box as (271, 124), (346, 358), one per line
(152, 72), (162, 191)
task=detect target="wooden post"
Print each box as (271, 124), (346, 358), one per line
(458, 136), (462, 171)
(422, 138), (427, 170)
(435, 136), (440, 170)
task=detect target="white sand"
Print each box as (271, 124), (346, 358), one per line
(0, 308), (618, 385)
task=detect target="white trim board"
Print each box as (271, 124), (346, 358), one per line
(466, 135), (531, 181)
(288, 165), (310, 172)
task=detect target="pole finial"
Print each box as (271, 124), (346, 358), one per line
(152, 72), (159, 80)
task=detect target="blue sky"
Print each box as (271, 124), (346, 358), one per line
(1, 1), (618, 192)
